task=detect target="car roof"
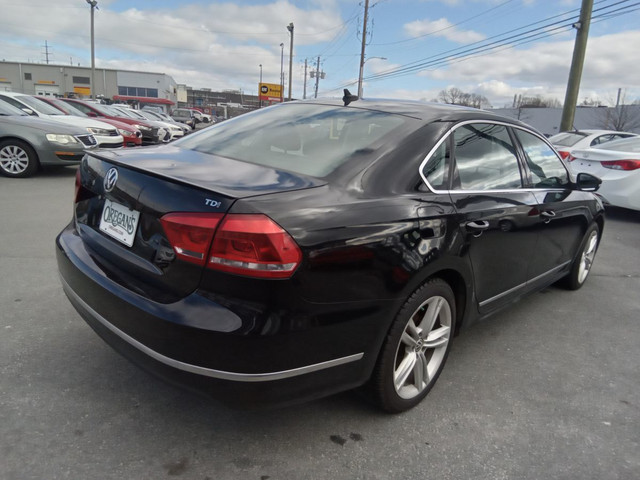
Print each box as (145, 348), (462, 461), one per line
(288, 98), (534, 129)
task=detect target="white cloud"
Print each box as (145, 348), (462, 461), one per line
(411, 31), (640, 105)
(404, 18), (486, 44)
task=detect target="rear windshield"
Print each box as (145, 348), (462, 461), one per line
(17, 95), (65, 115)
(174, 104), (408, 177)
(549, 132), (588, 147)
(594, 136), (640, 152)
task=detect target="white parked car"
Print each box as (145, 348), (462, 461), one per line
(549, 129), (637, 160)
(569, 136), (640, 211)
(109, 106), (173, 142)
(0, 92), (123, 148)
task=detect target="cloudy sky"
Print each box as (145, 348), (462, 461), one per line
(1, 0), (639, 107)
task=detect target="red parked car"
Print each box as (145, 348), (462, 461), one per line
(60, 99), (167, 145)
(37, 97), (142, 147)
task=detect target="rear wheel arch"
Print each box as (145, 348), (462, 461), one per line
(434, 269), (467, 334)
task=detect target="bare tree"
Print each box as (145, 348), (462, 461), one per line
(437, 87), (491, 109)
(593, 90), (640, 132)
(514, 94), (561, 108)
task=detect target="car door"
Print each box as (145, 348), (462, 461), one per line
(437, 122), (541, 314)
(512, 128), (587, 286)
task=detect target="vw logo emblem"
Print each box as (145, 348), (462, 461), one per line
(104, 167), (118, 192)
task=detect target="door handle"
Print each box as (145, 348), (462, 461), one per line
(466, 221), (490, 237)
(540, 210), (556, 223)
(466, 221), (490, 230)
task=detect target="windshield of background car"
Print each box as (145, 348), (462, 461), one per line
(16, 95), (65, 115)
(0, 101), (28, 116)
(549, 132), (588, 147)
(175, 104), (408, 177)
(52, 100), (88, 117)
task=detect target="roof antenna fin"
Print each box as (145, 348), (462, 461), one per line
(343, 89), (359, 106)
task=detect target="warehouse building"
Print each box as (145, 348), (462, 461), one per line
(0, 61), (178, 110)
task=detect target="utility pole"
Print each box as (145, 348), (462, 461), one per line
(279, 43), (284, 101)
(287, 23), (294, 101)
(303, 59), (308, 99)
(357, 0), (370, 99)
(313, 56), (321, 98)
(86, 0), (98, 100)
(42, 41), (51, 64)
(560, 0), (593, 132)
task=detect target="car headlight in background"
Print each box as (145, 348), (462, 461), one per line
(134, 124), (152, 132)
(87, 127), (113, 136)
(118, 129), (135, 136)
(46, 134), (79, 145)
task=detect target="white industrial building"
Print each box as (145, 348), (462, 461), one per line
(0, 61), (178, 110)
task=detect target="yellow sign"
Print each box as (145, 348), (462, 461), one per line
(74, 86), (91, 95)
(37, 80), (56, 85)
(259, 82), (283, 101)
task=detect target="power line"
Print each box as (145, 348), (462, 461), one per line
(362, 1), (638, 83)
(319, 0), (639, 95)
(372, 0), (518, 47)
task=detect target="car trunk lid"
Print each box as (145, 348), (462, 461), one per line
(74, 147), (323, 301)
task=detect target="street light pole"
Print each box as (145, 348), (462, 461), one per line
(86, 0), (98, 100)
(287, 23), (294, 101)
(359, 56), (387, 98)
(279, 43), (284, 102)
(259, 64), (263, 108)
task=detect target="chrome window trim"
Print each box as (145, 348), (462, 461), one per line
(60, 276), (364, 383)
(418, 119), (569, 194)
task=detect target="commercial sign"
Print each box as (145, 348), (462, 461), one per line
(37, 80), (56, 85)
(259, 83), (283, 102)
(74, 86), (91, 95)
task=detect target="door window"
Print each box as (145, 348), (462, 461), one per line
(451, 123), (522, 191)
(515, 129), (569, 188)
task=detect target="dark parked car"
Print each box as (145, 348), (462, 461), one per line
(56, 98), (604, 412)
(0, 101), (96, 177)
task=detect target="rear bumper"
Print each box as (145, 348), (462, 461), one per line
(56, 222), (387, 407)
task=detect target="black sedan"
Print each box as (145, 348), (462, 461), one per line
(56, 98), (604, 412)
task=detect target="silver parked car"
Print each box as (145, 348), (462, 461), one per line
(0, 101), (96, 178)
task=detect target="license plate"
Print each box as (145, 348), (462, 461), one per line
(99, 199), (140, 247)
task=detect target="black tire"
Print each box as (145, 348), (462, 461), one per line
(0, 139), (39, 178)
(371, 278), (456, 413)
(560, 223), (600, 290)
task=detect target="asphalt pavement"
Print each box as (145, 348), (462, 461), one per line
(1, 167), (639, 480)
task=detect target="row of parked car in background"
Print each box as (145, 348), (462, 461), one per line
(0, 95), (638, 211)
(0, 92), (213, 177)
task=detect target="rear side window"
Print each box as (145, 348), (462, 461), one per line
(451, 123), (522, 191)
(422, 140), (450, 190)
(514, 129), (569, 188)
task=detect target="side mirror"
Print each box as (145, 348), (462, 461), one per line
(21, 107), (36, 116)
(86, 111), (98, 117)
(576, 172), (602, 192)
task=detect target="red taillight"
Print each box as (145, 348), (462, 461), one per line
(558, 150), (571, 160)
(208, 214), (302, 278)
(160, 213), (224, 265)
(601, 159), (640, 171)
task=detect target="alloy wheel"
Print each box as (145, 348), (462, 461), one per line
(393, 295), (452, 399)
(0, 145), (30, 175)
(578, 230), (598, 284)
